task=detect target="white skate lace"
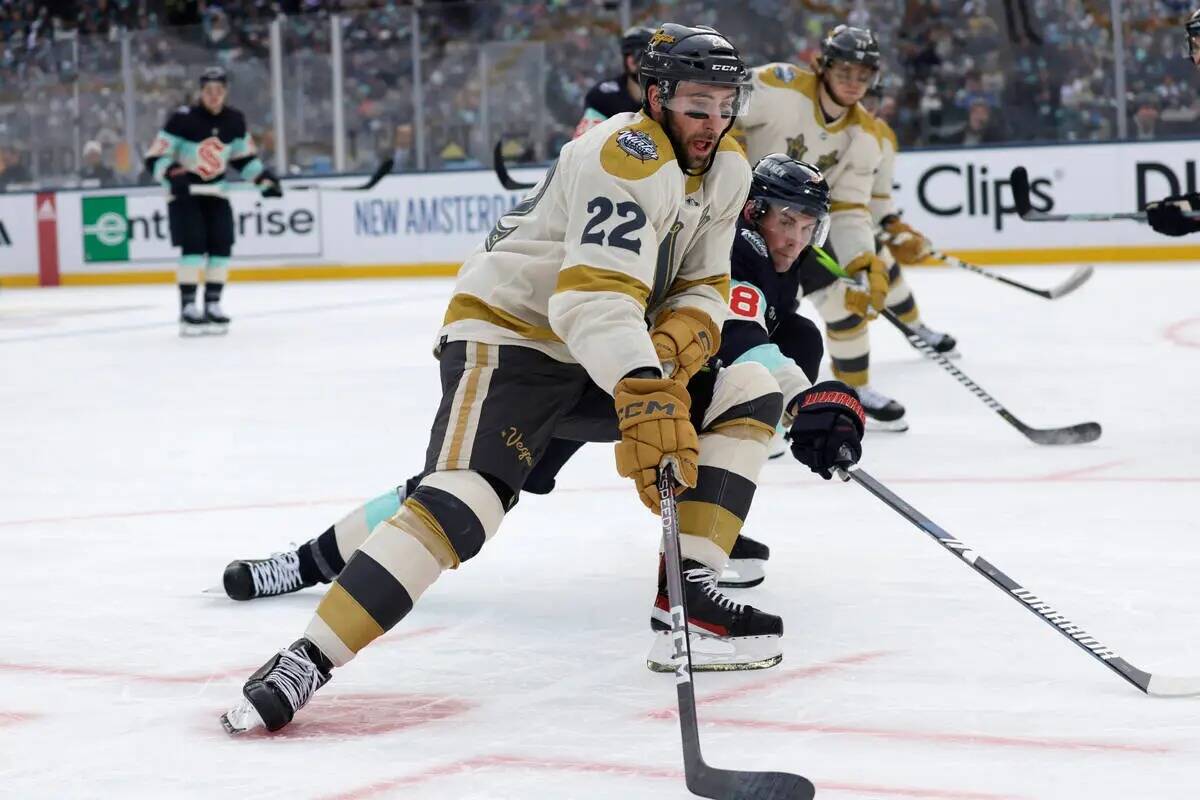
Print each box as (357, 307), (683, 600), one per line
(265, 647), (322, 713)
(248, 551), (304, 596)
(683, 566), (745, 613)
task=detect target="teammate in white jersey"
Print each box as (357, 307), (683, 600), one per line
(220, 24), (867, 735)
(735, 26), (956, 431)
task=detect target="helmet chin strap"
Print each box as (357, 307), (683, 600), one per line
(819, 69), (853, 114)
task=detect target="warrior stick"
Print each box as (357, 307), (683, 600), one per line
(658, 466), (816, 800)
(835, 453), (1200, 698)
(1009, 166), (1200, 224)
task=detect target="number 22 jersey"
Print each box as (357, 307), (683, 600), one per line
(440, 111), (751, 395)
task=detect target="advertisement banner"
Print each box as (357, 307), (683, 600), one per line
(0, 193), (39, 279)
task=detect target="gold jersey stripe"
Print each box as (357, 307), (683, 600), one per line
(677, 500), (744, 554)
(315, 582), (385, 655)
(831, 201), (870, 213)
(443, 293), (561, 341)
(832, 366), (869, 387)
(666, 272), (731, 303)
(556, 265), (651, 307)
(445, 342), (490, 473)
(600, 115), (675, 181)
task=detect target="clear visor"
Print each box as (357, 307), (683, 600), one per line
(1189, 31), (1200, 59)
(764, 198), (830, 250)
(662, 83), (752, 121)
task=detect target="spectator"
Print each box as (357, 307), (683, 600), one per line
(1131, 92), (1161, 140)
(957, 99), (1008, 146)
(79, 139), (117, 186)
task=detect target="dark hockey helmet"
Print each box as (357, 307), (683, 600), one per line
(621, 26), (656, 58)
(1186, 8), (1200, 63)
(748, 154), (832, 248)
(198, 66), (228, 87)
(819, 25), (882, 71)
(638, 24), (751, 175)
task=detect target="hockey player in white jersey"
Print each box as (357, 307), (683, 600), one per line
(735, 25), (956, 431)
(221, 24), (867, 734)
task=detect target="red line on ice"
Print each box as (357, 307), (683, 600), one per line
(1164, 316), (1200, 349)
(319, 753), (1023, 800)
(0, 712), (38, 727)
(0, 497), (364, 527)
(701, 717), (1173, 755)
(0, 626), (444, 684)
(644, 650), (893, 720)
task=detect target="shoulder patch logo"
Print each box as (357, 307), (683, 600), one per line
(599, 80), (619, 93)
(773, 65), (796, 83)
(740, 228), (769, 258)
(617, 128), (659, 162)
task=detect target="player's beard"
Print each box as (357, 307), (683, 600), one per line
(664, 111), (723, 174)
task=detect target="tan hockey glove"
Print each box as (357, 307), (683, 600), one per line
(844, 252), (889, 312)
(843, 286), (877, 319)
(650, 307), (721, 383)
(882, 216), (932, 265)
(614, 376), (699, 513)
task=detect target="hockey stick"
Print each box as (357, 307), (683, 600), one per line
(931, 250), (1093, 301)
(1010, 166), (1200, 224)
(658, 466), (816, 800)
(881, 308), (1102, 445)
(834, 454), (1200, 698)
(188, 158), (394, 197)
(493, 140), (537, 192)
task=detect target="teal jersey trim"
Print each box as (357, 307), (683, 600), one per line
(733, 342), (791, 373)
(363, 488), (404, 531)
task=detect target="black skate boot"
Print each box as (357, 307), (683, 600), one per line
(912, 322), (957, 355)
(647, 557), (783, 672)
(204, 301), (230, 335)
(223, 551), (315, 601)
(221, 638), (332, 734)
(179, 302), (207, 337)
(858, 385), (908, 432)
(718, 533), (770, 588)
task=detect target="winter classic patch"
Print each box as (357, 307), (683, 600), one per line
(617, 129), (659, 162)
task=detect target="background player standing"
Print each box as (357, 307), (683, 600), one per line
(734, 26), (955, 431)
(1145, 8), (1200, 237)
(144, 67), (282, 335)
(572, 26), (655, 138)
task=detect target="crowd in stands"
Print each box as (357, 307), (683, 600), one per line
(1, 0), (1197, 189)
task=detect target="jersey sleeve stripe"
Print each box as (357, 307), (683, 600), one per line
(555, 265), (650, 307)
(830, 201), (870, 213)
(443, 293), (561, 341)
(666, 273), (731, 302)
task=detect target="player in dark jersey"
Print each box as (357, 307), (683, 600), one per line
(143, 67), (282, 335)
(572, 25), (655, 138)
(1146, 8), (1200, 237)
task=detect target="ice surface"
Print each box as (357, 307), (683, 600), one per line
(1, 264), (1197, 799)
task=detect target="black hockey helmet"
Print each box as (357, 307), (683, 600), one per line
(1186, 8), (1200, 63)
(819, 25), (881, 71)
(621, 26), (656, 58)
(198, 66), (228, 87)
(638, 24), (751, 175)
(748, 154), (831, 248)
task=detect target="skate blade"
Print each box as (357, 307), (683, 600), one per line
(646, 630), (782, 672)
(179, 323), (208, 337)
(718, 558), (766, 588)
(202, 323), (229, 335)
(220, 699), (265, 735)
(865, 417), (909, 433)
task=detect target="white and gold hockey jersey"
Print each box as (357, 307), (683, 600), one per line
(440, 112), (750, 394)
(734, 63), (890, 265)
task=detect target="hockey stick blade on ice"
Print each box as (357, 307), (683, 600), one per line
(882, 309), (1101, 445)
(932, 250), (1093, 300)
(834, 455), (1200, 698)
(658, 466), (815, 800)
(493, 141), (537, 192)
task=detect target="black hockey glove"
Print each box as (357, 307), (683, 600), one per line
(788, 381), (866, 480)
(256, 169), (283, 198)
(1146, 193), (1200, 237)
(167, 168), (191, 198)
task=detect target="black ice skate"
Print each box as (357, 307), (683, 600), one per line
(648, 557), (783, 672)
(718, 533), (770, 589)
(912, 322), (957, 355)
(223, 551), (315, 601)
(221, 638), (332, 734)
(204, 302), (230, 335)
(179, 302), (207, 337)
(858, 385), (909, 433)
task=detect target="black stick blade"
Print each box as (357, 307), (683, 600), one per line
(1022, 421), (1103, 446)
(690, 765), (815, 800)
(492, 140), (537, 191)
(1010, 166), (1034, 217)
(360, 157), (394, 190)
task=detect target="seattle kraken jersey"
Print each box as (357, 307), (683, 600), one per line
(143, 104), (265, 188)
